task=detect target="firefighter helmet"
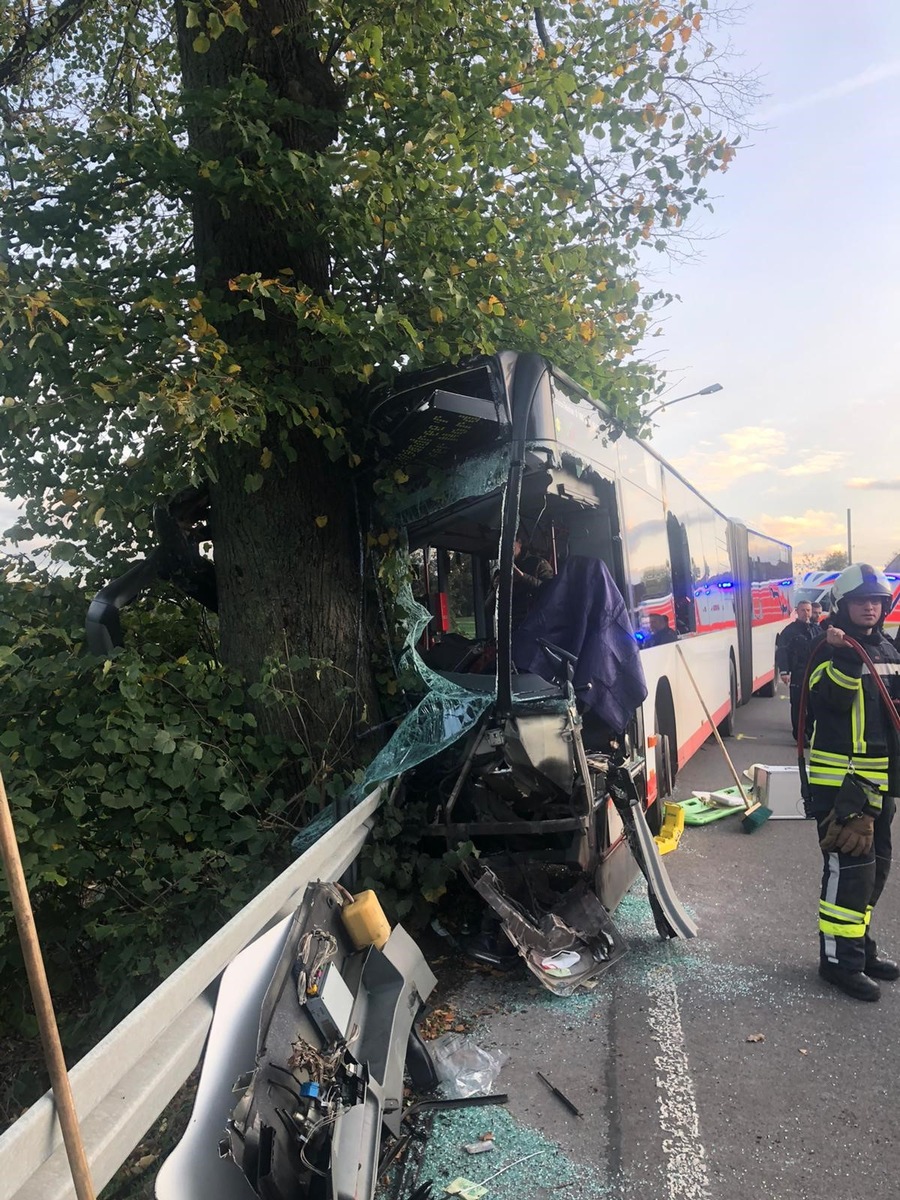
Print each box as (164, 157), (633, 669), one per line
(830, 563), (896, 614)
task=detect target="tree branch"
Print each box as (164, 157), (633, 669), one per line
(0, 0), (94, 90)
(534, 7), (552, 55)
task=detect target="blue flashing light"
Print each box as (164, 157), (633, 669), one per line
(886, 574), (900, 582)
(718, 581), (734, 589)
(779, 579), (793, 586)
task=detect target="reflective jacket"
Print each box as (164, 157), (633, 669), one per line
(808, 628), (900, 795)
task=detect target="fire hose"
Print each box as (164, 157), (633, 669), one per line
(797, 633), (900, 806)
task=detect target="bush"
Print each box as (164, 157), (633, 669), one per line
(0, 561), (305, 1122)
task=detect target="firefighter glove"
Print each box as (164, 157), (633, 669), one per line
(819, 812), (875, 857)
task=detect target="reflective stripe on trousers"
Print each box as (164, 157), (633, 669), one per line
(815, 790), (895, 972)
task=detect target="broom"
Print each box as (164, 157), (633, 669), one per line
(675, 646), (771, 833)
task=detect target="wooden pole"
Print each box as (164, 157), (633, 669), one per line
(0, 767), (96, 1200)
(675, 646), (758, 812)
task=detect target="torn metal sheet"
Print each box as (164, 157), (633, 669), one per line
(466, 861), (628, 997)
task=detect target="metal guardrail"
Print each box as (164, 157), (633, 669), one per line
(0, 789), (382, 1200)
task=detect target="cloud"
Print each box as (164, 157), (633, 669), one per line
(670, 429), (849, 495)
(756, 60), (900, 122)
(721, 426), (787, 455)
(781, 451), (846, 477)
(758, 509), (845, 544)
(847, 477), (900, 491)
(0, 497), (26, 542)
(671, 425), (787, 492)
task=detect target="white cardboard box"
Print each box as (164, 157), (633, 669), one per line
(745, 763), (806, 820)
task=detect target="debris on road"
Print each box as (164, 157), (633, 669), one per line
(535, 1071), (584, 1119)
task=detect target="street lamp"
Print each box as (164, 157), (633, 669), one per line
(641, 382), (723, 424)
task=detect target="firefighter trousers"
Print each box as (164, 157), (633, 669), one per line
(814, 789), (895, 972)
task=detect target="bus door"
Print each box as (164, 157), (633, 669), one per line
(727, 521), (753, 704)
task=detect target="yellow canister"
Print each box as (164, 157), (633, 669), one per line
(340, 889), (391, 950)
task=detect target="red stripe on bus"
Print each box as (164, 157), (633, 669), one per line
(753, 667), (775, 690)
(679, 698), (731, 766)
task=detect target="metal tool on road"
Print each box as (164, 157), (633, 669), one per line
(675, 645), (771, 833)
(535, 1070), (584, 1118)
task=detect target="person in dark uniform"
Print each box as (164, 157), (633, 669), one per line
(777, 600), (823, 740)
(645, 612), (679, 647)
(806, 564), (900, 1001)
(485, 532), (554, 629)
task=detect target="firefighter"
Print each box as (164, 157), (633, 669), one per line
(777, 600), (823, 740)
(806, 564), (900, 1001)
(484, 531), (554, 629)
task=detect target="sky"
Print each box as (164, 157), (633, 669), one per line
(644, 1), (900, 571)
(2, 3), (898, 575)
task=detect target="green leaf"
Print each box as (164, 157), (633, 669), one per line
(192, 33), (210, 53)
(153, 730), (177, 754)
(221, 787), (248, 811)
(223, 7), (249, 32)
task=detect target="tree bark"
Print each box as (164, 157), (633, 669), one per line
(208, 429), (372, 763)
(174, 2), (378, 773)
(175, 0), (343, 292)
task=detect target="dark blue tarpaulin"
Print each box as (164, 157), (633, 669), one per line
(512, 556), (647, 734)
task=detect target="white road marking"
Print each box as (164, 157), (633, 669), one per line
(645, 963), (712, 1199)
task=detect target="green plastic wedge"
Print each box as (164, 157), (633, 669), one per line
(673, 796), (743, 825)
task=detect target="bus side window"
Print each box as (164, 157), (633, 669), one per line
(445, 551), (477, 639)
(620, 480), (673, 633)
(666, 512), (697, 635)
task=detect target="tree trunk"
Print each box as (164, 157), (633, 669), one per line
(174, 2), (379, 774)
(209, 428), (373, 766)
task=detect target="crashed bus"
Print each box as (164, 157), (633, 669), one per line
(356, 350), (792, 988)
(93, 351), (793, 1200)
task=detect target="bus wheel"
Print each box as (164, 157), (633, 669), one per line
(652, 679), (677, 823)
(755, 667), (776, 698)
(717, 660), (738, 738)
(646, 733), (670, 836)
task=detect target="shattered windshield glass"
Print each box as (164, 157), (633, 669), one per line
(347, 447), (515, 800)
(378, 447), (510, 528)
(355, 548), (497, 798)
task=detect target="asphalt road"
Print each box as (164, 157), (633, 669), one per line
(417, 685), (900, 1200)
